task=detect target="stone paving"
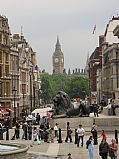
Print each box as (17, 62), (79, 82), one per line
(2, 131), (118, 159)
(1, 113), (119, 159)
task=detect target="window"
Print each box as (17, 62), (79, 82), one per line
(22, 84), (26, 94)
(5, 65), (9, 77)
(0, 83), (2, 96)
(0, 65), (2, 77)
(0, 34), (2, 43)
(5, 53), (9, 63)
(21, 72), (26, 82)
(6, 82), (10, 95)
(0, 51), (2, 63)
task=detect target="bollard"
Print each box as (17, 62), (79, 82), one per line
(115, 129), (118, 144)
(58, 128), (62, 143)
(74, 129), (78, 144)
(25, 126), (27, 140)
(6, 127), (9, 140)
(0, 128), (3, 140)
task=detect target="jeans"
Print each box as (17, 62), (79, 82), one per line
(101, 153), (108, 159)
(77, 135), (84, 147)
(65, 132), (72, 142)
(111, 155), (117, 159)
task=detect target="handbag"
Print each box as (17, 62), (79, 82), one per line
(69, 129), (73, 134)
(99, 152), (103, 156)
(109, 148), (114, 157)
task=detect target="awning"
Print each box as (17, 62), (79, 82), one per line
(6, 108), (12, 112)
(0, 109), (9, 114)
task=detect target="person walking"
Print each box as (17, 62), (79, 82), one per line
(65, 122), (72, 143)
(91, 122), (98, 145)
(99, 139), (109, 159)
(32, 126), (41, 145)
(99, 130), (107, 141)
(76, 124), (85, 147)
(109, 139), (118, 159)
(86, 136), (94, 159)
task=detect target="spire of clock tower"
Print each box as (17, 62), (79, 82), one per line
(55, 35), (62, 53)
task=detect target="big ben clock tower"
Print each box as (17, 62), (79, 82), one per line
(52, 36), (64, 74)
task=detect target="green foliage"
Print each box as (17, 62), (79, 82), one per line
(40, 73), (88, 103)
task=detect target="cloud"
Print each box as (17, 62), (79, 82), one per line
(0, 0), (119, 73)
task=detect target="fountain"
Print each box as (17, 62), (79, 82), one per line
(0, 143), (28, 159)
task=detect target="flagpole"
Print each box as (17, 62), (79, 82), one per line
(92, 25), (97, 47)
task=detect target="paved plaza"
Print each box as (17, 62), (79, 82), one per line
(2, 132), (117, 159)
(1, 123), (119, 158)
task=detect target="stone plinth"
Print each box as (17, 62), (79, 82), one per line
(103, 107), (119, 116)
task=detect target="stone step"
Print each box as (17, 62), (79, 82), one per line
(51, 115), (119, 132)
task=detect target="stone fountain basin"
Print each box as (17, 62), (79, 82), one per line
(0, 143), (28, 159)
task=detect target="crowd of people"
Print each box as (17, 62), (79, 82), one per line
(64, 122), (118, 159)
(1, 111), (117, 159)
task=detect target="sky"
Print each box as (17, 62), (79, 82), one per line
(1, 0), (119, 73)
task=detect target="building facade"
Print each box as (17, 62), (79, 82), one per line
(88, 35), (104, 104)
(88, 16), (119, 105)
(0, 15), (41, 120)
(0, 15), (11, 112)
(101, 16), (119, 102)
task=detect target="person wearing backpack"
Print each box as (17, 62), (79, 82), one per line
(86, 136), (94, 159)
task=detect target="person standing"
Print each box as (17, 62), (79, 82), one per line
(36, 113), (40, 125)
(15, 121), (20, 139)
(109, 139), (118, 159)
(28, 123), (32, 140)
(67, 153), (72, 159)
(86, 136), (94, 159)
(93, 101), (99, 117)
(65, 122), (72, 143)
(111, 101), (116, 116)
(99, 139), (109, 159)
(76, 124), (85, 147)
(54, 123), (58, 140)
(91, 122), (98, 145)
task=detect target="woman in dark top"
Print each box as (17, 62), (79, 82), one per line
(99, 139), (109, 159)
(65, 122), (72, 143)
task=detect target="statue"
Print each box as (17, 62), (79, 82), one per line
(53, 91), (90, 117)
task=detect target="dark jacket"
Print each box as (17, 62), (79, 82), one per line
(99, 142), (109, 154)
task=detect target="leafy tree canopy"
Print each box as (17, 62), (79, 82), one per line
(40, 73), (88, 104)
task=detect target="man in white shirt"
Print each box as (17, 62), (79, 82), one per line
(54, 123), (58, 140)
(76, 124), (85, 147)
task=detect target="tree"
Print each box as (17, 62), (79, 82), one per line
(40, 73), (88, 104)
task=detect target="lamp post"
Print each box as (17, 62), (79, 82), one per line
(4, 93), (7, 109)
(12, 87), (17, 124)
(22, 88), (25, 111)
(29, 69), (32, 112)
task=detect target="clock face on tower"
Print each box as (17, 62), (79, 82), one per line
(55, 58), (59, 63)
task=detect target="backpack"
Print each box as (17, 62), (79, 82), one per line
(86, 140), (91, 149)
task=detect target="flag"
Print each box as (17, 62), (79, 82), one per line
(92, 25), (96, 34)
